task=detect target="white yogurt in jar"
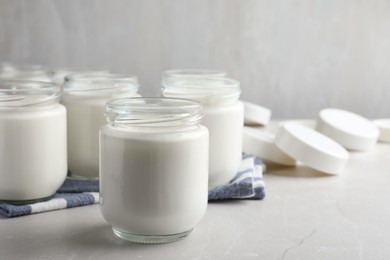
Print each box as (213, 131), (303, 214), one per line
(61, 98), (107, 178)
(161, 75), (243, 188)
(0, 81), (67, 202)
(201, 101), (244, 186)
(99, 98), (209, 243)
(62, 73), (140, 178)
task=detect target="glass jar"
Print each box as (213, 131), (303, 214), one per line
(62, 73), (140, 179)
(0, 81), (67, 203)
(100, 97), (209, 243)
(0, 64), (51, 82)
(161, 76), (244, 188)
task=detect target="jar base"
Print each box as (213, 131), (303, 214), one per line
(112, 227), (193, 244)
(0, 194), (54, 205)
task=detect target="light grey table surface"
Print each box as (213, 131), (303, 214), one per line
(1, 124), (390, 260)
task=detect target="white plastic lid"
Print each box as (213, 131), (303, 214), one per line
(275, 122), (349, 174)
(316, 108), (379, 151)
(243, 126), (296, 166)
(242, 101), (272, 126)
(373, 119), (390, 143)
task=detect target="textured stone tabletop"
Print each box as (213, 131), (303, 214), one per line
(1, 129), (390, 259)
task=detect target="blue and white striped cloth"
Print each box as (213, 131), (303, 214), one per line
(208, 154), (265, 200)
(0, 179), (99, 218)
(0, 154), (265, 218)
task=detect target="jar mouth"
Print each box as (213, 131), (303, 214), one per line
(161, 77), (241, 104)
(63, 73), (139, 95)
(50, 68), (109, 84)
(0, 64), (47, 72)
(162, 69), (227, 79)
(0, 80), (61, 107)
(105, 97), (203, 128)
(0, 64), (51, 82)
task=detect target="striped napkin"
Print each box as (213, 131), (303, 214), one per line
(0, 154), (265, 218)
(208, 154), (265, 200)
(0, 179), (99, 218)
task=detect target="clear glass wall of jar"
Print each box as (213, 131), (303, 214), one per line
(100, 97), (209, 243)
(161, 76), (244, 188)
(62, 73), (140, 179)
(0, 80), (67, 203)
(0, 64), (51, 82)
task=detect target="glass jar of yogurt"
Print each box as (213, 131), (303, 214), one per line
(100, 97), (209, 243)
(0, 80), (67, 203)
(62, 73), (140, 179)
(161, 76), (244, 188)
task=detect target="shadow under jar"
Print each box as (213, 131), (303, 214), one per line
(62, 73), (140, 179)
(0, 81), (67, 204)
(100, 97), (209, 243)
(161, 76), (244, 188)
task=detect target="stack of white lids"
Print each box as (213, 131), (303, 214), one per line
(242, 102), (380, 175)
(243, 127), (296, 166)
(242, 101), (272, 126)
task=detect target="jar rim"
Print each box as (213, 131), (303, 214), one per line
(105, 97), (203, 128)
(0, 80), (61, 107)
(107, 97), (201, 110)
(161, 76), (241, 103)
(51, 68), (109, 76)
(50, 69), (110, 84)
(162, 69), (227, 78)
(0, 64), (50, 80)
(0, 64), (47, 72)
(63, 73), (139, 93)
(65, 73), (138, 82)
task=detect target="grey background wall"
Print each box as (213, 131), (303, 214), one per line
(0, 0), (389, 118)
